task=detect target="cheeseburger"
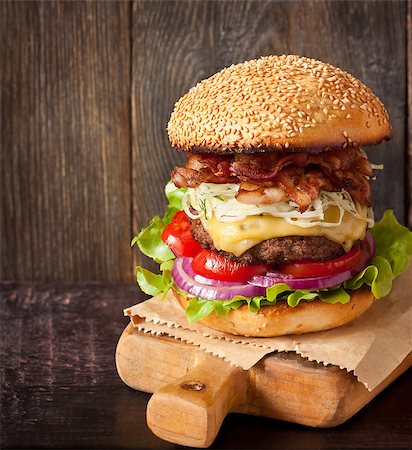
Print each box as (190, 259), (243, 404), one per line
(134, 55), (410, 337)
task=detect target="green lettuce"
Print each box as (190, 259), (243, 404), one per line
(136, 266), (173, 298)
(184, 286), (352, 323)
(132, 188), (412, 324)
(132, 182), (185, 296)
(131, 215), (174, 264)
(370, 210), (412, 276)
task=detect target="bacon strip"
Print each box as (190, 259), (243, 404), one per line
(275, 167), (338, 211)
(171, 147), (372, 210)
(230, 153), (303, 179)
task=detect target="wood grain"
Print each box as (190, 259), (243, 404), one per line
(1, 282), (411, 449)
(0, 1), (132, 281)
(146, 350), (247, 448)
(0, 282), (139, 448)
(408, 0), (412, 226)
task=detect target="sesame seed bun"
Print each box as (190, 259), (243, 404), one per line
(167, 55), (391, 154)
(172, 288), (375, 337)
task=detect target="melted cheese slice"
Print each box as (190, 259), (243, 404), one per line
(200, 206), (368, 256)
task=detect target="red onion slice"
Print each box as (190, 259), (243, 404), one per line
(265, 271), (293, 280)
(172, 257), (266, 300)
(365, 230), (375, 256)
(249, 270), (353, 290)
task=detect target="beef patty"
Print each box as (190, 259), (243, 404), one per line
(190, 218), (345, 264)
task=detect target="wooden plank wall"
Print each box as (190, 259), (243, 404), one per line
(1, 0), (410, 282)
(1, 1), (131, 281)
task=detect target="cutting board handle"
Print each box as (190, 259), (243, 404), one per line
(146, 352), (247, 448)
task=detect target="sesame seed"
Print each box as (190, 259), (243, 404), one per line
(168, 54), (390, 152)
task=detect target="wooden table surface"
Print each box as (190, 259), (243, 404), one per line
(1, 282), (411, 449)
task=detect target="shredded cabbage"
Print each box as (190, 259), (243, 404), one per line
(183, 183), (374, 228)
(370, 163), (384, 170)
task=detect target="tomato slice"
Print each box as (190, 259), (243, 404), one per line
(191, 249), (268, 282)
(279, 243), (363, 278)
(161, 211), (202, 257)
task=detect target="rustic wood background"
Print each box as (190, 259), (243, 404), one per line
(1, 0), (410, 282)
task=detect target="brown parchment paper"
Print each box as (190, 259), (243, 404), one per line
(124, 265), (412, 391)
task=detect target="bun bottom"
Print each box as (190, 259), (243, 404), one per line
(172, 288), (375, 337)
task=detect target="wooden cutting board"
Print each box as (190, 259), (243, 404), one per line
(115, 323), (411, 448)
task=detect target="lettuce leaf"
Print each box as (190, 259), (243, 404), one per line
(184, 287), (352, 323)
(185, 295), (259, 323)
(371, 210), (412, 276)
(318, 287), (351, 304)
(132, 215), (175, 263)
(165, 180), (187, 210)
(136, 266), (173, 296)
(131, 181), (187, 263)
(344, 256), (393, 298)
(132, 182), (185, 294)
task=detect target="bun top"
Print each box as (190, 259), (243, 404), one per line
(167, 55), (391, 154)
